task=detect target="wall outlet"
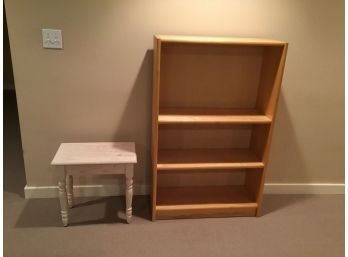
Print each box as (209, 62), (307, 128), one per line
(42, 29), (63, 49)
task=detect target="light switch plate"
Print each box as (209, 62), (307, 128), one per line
(42, 29), (63, 49)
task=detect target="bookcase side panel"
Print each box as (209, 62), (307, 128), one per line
(255, 46), (284, 117)
(252, 44), (288, 215)
(151, 37), (162, 220)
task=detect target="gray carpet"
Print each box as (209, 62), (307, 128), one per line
(4, 90), (345, 257)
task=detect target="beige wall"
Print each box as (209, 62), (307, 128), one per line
(5, 0), (344, 190)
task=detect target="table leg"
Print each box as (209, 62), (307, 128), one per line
(125, 164), (134, 224)
(58, 181), (69, 226)
(66, 174), (73, 208)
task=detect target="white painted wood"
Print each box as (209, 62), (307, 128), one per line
(24, 183), (344, 199)
(66, 173), (73, 208)
(58, 181), (68, 226)
(125, 164), (134, 223)
(66, 164), (125, 175)
(51, 142), (137, 165)
(51, 142), (137, 225)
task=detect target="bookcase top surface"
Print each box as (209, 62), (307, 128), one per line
(155, 35), (287, 46)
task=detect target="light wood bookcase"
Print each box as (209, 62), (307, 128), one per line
(151, 35), (288, 220)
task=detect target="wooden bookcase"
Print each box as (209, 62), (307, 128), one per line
(151, 35), (288, 220)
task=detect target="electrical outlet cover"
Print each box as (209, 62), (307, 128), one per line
(42, 29), (63, 49)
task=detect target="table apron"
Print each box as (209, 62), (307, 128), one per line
(65, 164), (128, 176)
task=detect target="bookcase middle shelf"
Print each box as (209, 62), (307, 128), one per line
(157, 148), (264, 171)
(158, 108), (272, 125)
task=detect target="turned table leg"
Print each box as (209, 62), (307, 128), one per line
(125, 164), (134, 223)
(66, 174), (73, 208)
(58, 180), (69, 226)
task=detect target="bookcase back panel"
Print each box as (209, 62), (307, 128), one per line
(159, 43), (264, 109)
(158, 170), (245, 187)
(158, 125), (252, 149)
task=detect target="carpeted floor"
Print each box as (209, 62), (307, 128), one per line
(3, 90), (345, 257)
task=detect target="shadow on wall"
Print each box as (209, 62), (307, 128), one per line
(113, 49), (154, 188)
(4, 91), (26, 197)
(261, 92), (311, 215)
(74, 49), (154, 188)
(268, 92), (308, 182)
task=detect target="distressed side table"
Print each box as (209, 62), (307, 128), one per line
(51, 142), (137, 226)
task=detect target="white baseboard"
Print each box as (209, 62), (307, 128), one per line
(24, 184), (150, 199)
(24, 183), (344, 199)
(264, 183), (345, 194)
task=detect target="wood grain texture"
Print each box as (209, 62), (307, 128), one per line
(255, 46), (284, 117)
(156, 185), (257, 219)
(151, 36), (161, 220)
(158, 125), (252, 150)
(158, 170), (245, 187)
(254, 44), (288, 216)
(151, 35), (288, 220)
(157, 148), (264, 170)
(159, 43), (263, 109)
(159, 108), (271, 124)
(250, 125), (271, 160)
(157, 185), (256, 205)
(156, 205), (256, 219)
(245, 169), (263, 200)
(51, 142), (137, 165)
(155, 35), (286, 46)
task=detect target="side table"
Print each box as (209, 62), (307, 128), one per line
(51, 142), (137, 226)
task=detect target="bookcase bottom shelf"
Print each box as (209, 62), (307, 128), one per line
(155, 186), (258, 219)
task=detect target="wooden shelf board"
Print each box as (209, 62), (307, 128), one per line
(155, 35), (287, 46)
(156, 186), (257, 219)
(157, 148), (264, 170)
(158, 108), (272, 124)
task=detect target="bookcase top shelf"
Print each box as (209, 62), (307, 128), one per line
(158, 108), (272, 124)
(155, 35), (288, 46)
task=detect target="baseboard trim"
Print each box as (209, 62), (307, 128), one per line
(24, 183), (344, 199)
(264, 183), (345, 194)
(24, 184), (150, 199)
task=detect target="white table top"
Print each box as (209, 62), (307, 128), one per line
(51, 142), (137, 165)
